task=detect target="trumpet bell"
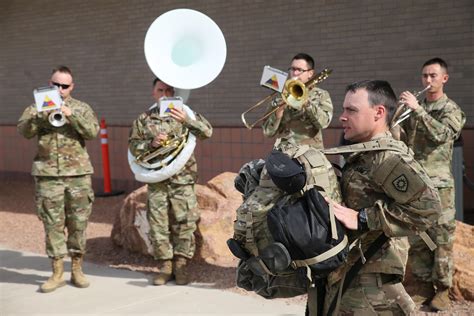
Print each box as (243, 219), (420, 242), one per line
(281, 79), (308, 110)
(144, 9), (227, 90)
(49, 110), (66, 127)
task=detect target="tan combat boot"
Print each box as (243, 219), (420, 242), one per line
(71, 254), (90, 288)
(430, 288), (451, 311)
(174, 256), (189, 285)
(153, 260), (173, 285)
(40, 257), (66, 293)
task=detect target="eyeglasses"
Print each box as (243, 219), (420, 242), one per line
(288, 67), (312, 73)
(52, 82), (71, 90)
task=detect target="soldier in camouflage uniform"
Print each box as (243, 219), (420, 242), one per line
(263, 53), (333, 150)
(323, 80), (441, 315)
(129, 78), (212, 286)
(399, 58), (466, 311)
(17, 66), (99, 293)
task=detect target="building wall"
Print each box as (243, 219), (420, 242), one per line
(1, 0), (472, 126)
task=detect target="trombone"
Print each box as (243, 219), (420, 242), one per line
(241, 69), (332, 129)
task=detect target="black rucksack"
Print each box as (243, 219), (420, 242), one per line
(267, 187), (348, 280)
(229, 181), (348, 299)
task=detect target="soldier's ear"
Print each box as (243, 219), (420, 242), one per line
(442, 73), (449, 84)
(374, 105), (386, 121)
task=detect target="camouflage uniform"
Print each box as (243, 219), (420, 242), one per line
(17, 96), (99, 258)
(129, 105), (212, 260)
(401, 94), (465, 289)
(262, 87), (333, 150)
(323, 132), (441, 315)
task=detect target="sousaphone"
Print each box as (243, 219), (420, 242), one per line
(128, 8), (227, 183)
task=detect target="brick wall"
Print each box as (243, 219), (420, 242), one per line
(1, 1), (472, 127)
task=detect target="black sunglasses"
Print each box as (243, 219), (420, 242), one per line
(52, 82), (71, 89)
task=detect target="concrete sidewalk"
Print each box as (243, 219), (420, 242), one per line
(0, 246), (305, 315)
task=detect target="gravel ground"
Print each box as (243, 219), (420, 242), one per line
(1, 177), (472, 315)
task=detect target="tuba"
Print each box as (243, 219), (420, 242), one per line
(241, 69), (332, 129)
(128, 9), (226, 183)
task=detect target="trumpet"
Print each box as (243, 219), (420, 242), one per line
(48, 109), (66, 127)
(391, 85), (431, 128)
(241, 69), (332, 129)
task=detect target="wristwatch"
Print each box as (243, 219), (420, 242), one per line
(358, 208), (369, 232)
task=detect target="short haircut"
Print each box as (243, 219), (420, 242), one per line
(152, 77), (175, 91)
(52, 65), (73, 77)
(292, 53), (314, 70)
(422, 57), (448, 73)
(345, 80), (397, 124)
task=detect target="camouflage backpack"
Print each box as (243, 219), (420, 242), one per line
(229, 146), (348, 299)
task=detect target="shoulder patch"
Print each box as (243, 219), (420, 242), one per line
(374, 152), (428, 203)
(392, 174), (408, 192)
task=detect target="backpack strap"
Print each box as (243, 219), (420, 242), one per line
(419, 231), (437, 251)
(323, 138), (409, 155)
(328, 201), (338, 241)
(291, 235), (348, 268)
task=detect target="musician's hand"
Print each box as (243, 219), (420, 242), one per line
(399, 91), (419, 111)
(325, 197), (358, 230)
(170, 108), (187, 123)
(35, 109), (47, 120)
(61, 105), (72, 116)
(275, 103), (287, 119)
(151, 133), (168, 148)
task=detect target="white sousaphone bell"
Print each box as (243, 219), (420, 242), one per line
(128, 8), (226, 183)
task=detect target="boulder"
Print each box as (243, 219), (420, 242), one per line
(451, 221), (474, 301)
(404, 221), (474, 302)
(111, 172), (242, 266)
(111, 185), (153, 255)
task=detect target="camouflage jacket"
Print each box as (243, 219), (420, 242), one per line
(262, 87), (333, 150)
(401, 94), (465, 188)
(327, 132), (440, 284)
(17, 96), (99, 176)
(129, 104), (212, 184)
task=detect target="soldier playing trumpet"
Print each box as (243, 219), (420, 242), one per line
(17, 65), (99, 293)
(399, 57), (466, 311)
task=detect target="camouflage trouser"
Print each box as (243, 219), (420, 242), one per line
(323, 273), (415, 315)
(408, 187), (455, 288)
(34, 175), (94, 258)
(147, 181), (199, 260)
